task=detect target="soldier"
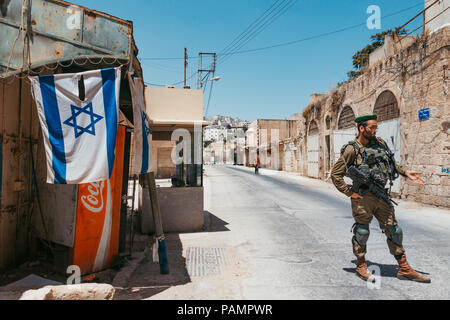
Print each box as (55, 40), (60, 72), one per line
(331, 114), (430, 283)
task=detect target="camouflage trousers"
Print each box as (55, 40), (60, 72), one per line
(350, 192), (405, 259)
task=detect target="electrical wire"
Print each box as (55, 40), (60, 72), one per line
(218, 0), (300, 66)
(144, 0), (298, 87)
(205, 76), (215, 117)
(144, 70), (197, 87)
(218, 0), (287, 58)
(218, 1), (424, 59)
(124, 1), (426, 88)
(138, 1), (424, 62)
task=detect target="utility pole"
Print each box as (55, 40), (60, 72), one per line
(197, 52), (216, 89)
(184, 48), (188, 88)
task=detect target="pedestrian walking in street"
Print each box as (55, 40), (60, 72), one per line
(254, 154), (260, 175)
(331, 114), (431, 283)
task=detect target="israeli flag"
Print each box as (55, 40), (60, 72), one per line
(128, 72), (152, 175)
(29, 67), (121, 184)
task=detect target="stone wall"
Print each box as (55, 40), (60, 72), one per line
(296, 26), (450, 207)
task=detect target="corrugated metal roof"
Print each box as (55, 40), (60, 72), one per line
(0, 0), (133, 77)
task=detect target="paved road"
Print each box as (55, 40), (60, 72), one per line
(198, 164), (450, 300)
(132, 164), (450, 300)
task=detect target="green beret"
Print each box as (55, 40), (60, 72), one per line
(354, 114), (377, 123)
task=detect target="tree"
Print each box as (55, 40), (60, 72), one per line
(348, 28), (407, 80)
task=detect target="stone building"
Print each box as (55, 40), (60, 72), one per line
(244, 119), (300, 169)
(297, 25), (449, 207)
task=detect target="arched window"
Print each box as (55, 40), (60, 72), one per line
(373, 90), (399, 122)
(338, 106), (355, 129)
(308, 120), (319, 135)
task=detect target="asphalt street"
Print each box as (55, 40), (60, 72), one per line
(137, 164), (450, 300)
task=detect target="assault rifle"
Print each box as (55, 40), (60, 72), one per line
(345, 166), (398, 208)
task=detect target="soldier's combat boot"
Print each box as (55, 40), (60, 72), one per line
(356, 257), (375, 282)
(396, 254), (431, 283)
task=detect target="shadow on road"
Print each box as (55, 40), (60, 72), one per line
(343, 260), (400, 278)
(203, 211), (230, 232)
(114, 212), (230, 299)
(115, 233), (190, 300)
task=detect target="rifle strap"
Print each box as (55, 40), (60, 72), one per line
(340, 140), (361, 170)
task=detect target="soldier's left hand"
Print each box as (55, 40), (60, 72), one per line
(405, 171), (425, 186)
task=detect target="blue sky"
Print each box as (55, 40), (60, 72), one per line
(72, 0), (425, 122)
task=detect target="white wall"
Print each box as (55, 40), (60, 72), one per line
(425, 0), (450, 33)
(145, 87), (203, 122)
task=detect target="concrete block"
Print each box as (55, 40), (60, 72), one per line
(20, 283), (115, 300)
(141, 187), (204, 233)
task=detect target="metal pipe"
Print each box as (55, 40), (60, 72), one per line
(397, 0), (439, 32)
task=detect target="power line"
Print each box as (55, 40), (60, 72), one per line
(218, 0), (287, 57)
(218, 0), (300, 65)
(217, 1), (424, 59)
(145, 70), (196, 87)
(142, 1), (424, 86)
(205, 76), (215, 117)
(139, 1), (423, 61)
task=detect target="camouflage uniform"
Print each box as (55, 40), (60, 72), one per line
(331, 138), (406, 259)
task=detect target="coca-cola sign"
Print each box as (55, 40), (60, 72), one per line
(81, 181), (105, 213)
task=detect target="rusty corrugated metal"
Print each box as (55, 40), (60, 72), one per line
(0, 0), (133, 77)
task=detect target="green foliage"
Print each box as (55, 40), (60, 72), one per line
(347, 70), (363, 81)
(348, 28), (407, 80)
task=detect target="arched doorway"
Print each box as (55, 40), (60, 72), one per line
(373, 90), (402, 193)
(374, 90), (400, 121)
(333, 106), (357, 165)
(307, 120), (320, 178)
(338, 106), (356, 130)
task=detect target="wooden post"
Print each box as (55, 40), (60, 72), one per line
(145, 172), (169, 274)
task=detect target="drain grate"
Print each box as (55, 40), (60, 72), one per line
(185, 247), (228, 277)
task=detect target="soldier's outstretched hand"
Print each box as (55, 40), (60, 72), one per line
(405, 171), (425, 186)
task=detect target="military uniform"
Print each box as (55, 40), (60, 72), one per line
(331, 114), (430, 283)
(331, 138), (406, 259)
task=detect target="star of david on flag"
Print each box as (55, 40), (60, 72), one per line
(128, 72), (153, 175)
(63, 103), (104, 138)
(29, 67), (121, 184)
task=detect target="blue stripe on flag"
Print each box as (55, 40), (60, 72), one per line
(141, 119), (149, 174)
(39, 75), (67, 184)
(101, 68), (118, 178)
